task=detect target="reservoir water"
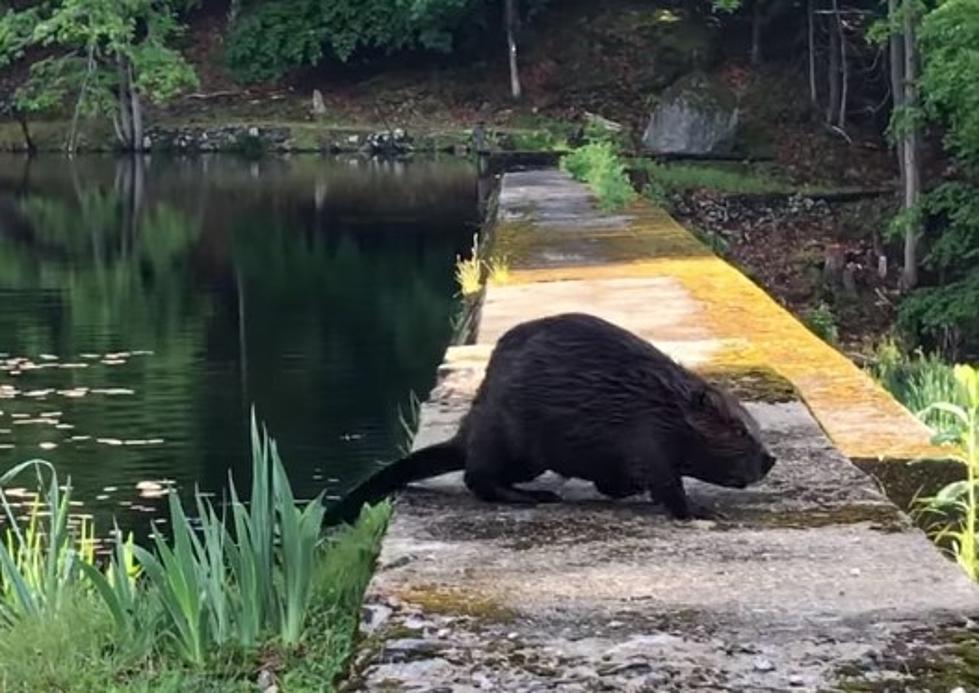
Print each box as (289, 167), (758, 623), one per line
(0, 153), (479, 535)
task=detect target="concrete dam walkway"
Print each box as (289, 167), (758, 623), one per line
(349, 170), (979, 691)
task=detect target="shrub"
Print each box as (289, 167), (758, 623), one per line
(635, 161), (794, 196)
(803, 301), (840, 345)
(898, 267), (979, 357)
(226, 0), (328, 83)
(892, 182), (979, 356)
(560, 141), (637, 211)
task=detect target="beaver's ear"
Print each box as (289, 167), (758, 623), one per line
(691, 386), (723, 410)
(690, 386), (710, 409)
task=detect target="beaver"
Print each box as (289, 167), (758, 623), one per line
(327, 312), (775, 524)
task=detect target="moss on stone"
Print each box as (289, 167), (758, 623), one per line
(0, 118), (482, 154)
(398, 585), (516, 622)
(494, 210), (713, 273)
(722, 504), (908, 533)
(697, 364), (798, 403)
(0, 119), (114, 152)
(835, 626), (979, 691)
(854, 458), (963, 514)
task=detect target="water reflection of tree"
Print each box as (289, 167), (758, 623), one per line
(0, 154), (473, 525)
(196, 215), (460, 493)
(1, 186), (205, 354)
(0, 177), (210, 514)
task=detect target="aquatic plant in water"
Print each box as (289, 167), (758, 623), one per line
(913, 365), (979, 580)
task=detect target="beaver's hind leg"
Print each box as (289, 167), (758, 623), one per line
(463, 416), (557, 504)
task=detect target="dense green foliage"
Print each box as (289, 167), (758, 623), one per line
(0, 5), (36, 70)
(898, 182), (979, 350)
(894, 0), (979, 354)
(561, 140), (637, 211)
(226, 0), (428, 83)
(226, 0), (550, 83)
(0, 418), (390, 689)
(2, 0), (196, 148)
(920, 0), (979, 166)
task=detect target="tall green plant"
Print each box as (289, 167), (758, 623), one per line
(132, 493), (224, 664)
(870, 339), (963, 431)
(913, 365), (979, 580)
(131, 411), (328, 664)
(0, 461), (95, 624)
(79, 526), (145, 643)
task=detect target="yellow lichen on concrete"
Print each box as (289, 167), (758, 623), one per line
(397, 584), (516, 621)
(490, 194), (942, 462)
(490, 209), (710, 278)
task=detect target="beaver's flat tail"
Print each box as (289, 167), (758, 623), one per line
(324, 439), (465, 526)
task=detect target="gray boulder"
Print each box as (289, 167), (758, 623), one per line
(642, 72), (740, 156)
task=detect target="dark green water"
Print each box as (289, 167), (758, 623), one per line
(0, 154), (480, 536)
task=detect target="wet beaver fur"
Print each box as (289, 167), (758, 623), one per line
(327, 312), (776, 524)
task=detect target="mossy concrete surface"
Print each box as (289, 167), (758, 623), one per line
(351, 170), (979, 691)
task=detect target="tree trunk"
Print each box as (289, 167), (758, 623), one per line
(67, 41), (97, 154)
(826, 10), (841, 124)
(888, 0), (906, 190)
(504, 0), (521, 99)
(900, 1), (921, 290)
(823, 243), (846, 290)
(835, 0), (848, 129)
(16, 111), (35, 154)
(751, 0), (764, 66)
(129, 62), (144, 152)
(808, 0), (818, 106)
(114, 57), (146, 152)
(116, 56), (134, 150)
